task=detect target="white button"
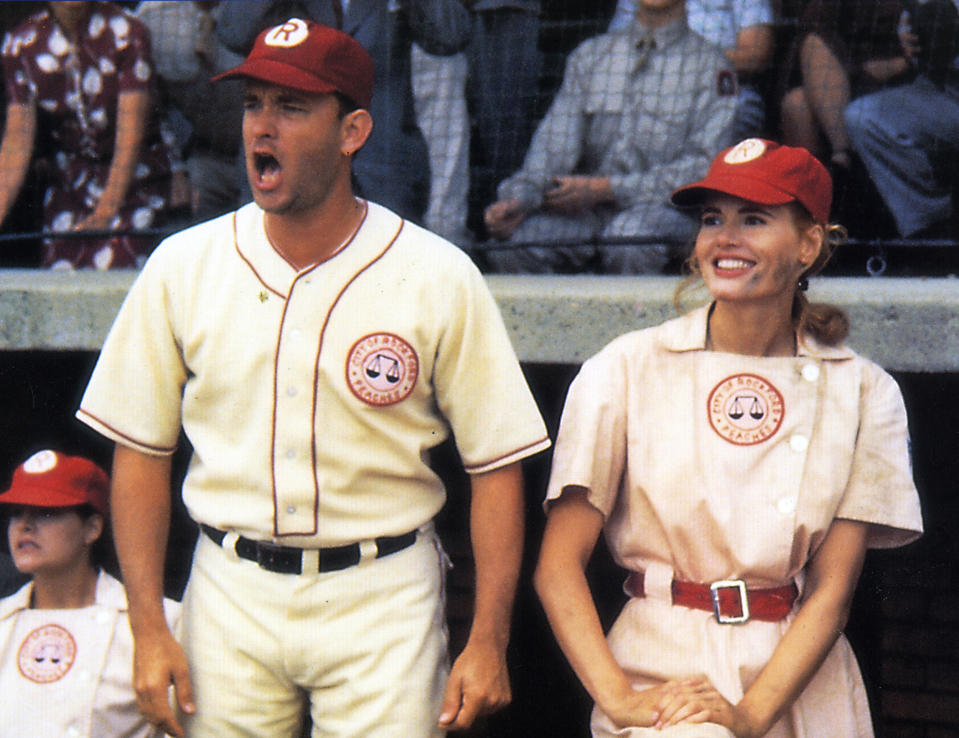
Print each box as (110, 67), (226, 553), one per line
(801, 364), (820, 382)
(285, 449), (295, 459)
(67, 727), (81, 737)
(286, 386), (297, 396)
(790, 434), (809, 452)
(290, 328), (301, 340)
(95, 610), (110, 625)
(286, 505), (296, 514)
(78, 669), (91, 681)
(777, 497), (797, 514)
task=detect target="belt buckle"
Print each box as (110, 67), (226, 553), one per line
(710, 579), (749, 624)
(255, 541), (302, 575)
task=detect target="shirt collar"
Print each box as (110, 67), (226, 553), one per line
(0, 571), (127, 621)
(661, 302), (855, 360)
(627, 12), (687, 51)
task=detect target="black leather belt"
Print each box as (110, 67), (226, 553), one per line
(200, 524), (417, 574)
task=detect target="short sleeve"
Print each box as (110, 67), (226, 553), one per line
(734, 0), (774, 31)
(77, 244), (188, 455)
(835, 363), (923, 548)
(112, 12), (155, 92)
(544, 345), (628, 518)
(2, 26), (38, 105)
(431, 261), (550, 473)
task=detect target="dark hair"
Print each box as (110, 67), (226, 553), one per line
(333, 91), (360, 118)
(76, 503), (116, 572)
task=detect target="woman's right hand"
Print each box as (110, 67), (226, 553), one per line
(601, 681), (682, 729)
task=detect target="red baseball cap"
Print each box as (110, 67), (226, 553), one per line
(212, 18), (374, 109)
(671, 139), (833, 224)
(0, 450), (109, 517)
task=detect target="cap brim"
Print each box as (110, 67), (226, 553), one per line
(212, 58), (339, 96)
(0, 485), (85, 510)
(671, 174), (797, 210)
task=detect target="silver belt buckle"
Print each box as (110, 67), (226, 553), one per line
(710, 579), (750, 624)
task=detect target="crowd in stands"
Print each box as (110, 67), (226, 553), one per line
(0, 0), (956, 274)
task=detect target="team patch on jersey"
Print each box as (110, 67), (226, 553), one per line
(717, 69), (738, 97)
(18, 624), (76, 683)
(347, 333), (419, 406)
(707, 373), (784, 445)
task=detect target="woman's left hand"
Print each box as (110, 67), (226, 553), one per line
(654, 675), (759, 737)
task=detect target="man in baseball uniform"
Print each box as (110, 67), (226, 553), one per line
(76, 19), (550, 738)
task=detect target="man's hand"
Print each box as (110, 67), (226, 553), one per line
(132, 628), (195, 737)
(542, 175), (613, 214)
(438, 638), (512, 731)
(484, 198), (526, 240)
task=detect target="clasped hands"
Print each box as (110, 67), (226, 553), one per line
(604, 674), (761, 737)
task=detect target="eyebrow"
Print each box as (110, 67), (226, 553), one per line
(701, 204), (773, 216)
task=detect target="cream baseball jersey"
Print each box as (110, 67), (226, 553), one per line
(78, 201), (550, 547)
(0, 572), (180, 738)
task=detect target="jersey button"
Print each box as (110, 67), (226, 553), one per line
(286, 505), (296, 515)
(789, 434), (809, 452)
(801, 364), (820, 382)
(286, 386), (297, 396)
(285, 449), (295, 459)
(777, 496), (797, 515)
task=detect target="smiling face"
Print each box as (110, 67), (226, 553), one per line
(693, 193), (823, 311)
(7, 506), (102, 578)
(242, 81), (359, 218)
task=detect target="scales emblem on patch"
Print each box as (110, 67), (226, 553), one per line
(347, 333), (419, 406)
(18, 624), (77, 683)
(707, 373), (784, 445)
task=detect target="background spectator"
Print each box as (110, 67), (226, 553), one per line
(608, 0), (776, 139)
(411, 44), (472, 246)
(483, 0), (737, 274)
(779, 0), (910, 180)
(412, 1), (542, 250)
(845, 0), (959, 239)
(135, 1), (246, 223)
(0, 1), (175, 269)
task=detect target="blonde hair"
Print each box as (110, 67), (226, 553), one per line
(673, 204), (850, 347)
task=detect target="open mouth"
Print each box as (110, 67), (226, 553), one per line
(253, 152), (281, 188)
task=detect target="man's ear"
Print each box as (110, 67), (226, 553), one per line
(341, 109), (373, 156)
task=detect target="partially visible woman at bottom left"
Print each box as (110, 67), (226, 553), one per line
(0, 449), (180, 738)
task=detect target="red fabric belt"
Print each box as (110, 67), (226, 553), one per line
(625, 571), (798, 624)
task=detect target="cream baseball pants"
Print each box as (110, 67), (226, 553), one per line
(180, 528), (450, 737)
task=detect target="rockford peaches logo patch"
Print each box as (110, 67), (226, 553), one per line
(18, 624), (76, 683)
(707, 373), (784, 445)
(347, 333), (418, 406)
